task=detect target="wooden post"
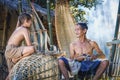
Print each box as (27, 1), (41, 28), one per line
(109, 0), (120, 78)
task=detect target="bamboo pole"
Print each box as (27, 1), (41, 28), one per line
(47, 0), (53, 51)
(18, 0), (22, 14)
(27, 0), (40, 50)
(2, 8), (7, 50)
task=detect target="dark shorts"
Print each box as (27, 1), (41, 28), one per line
(59, 57), (101, 75)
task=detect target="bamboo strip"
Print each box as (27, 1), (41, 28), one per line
(45, 31), (49, 51)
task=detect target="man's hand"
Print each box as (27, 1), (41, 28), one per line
(91, 54), (97, 60)
(75, 56), (86, 61)
(32, 42), (38, 46)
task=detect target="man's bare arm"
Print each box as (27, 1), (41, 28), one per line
(70, 43), (75, 60)
(23, 28), (32, 46)
(93, 41), (106, 59)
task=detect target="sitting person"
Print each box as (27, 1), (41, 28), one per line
(5, 13), (35, 79)
(58, 23), (109, 80)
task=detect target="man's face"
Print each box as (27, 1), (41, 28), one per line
(75, 25), (86, 38)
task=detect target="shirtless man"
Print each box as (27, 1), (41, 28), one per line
(5, 13), (35, 74)
(58, 23), (109, 80)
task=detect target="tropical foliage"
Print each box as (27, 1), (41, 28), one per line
(69, 0), (103, 22)
(33, 0), (103, 22)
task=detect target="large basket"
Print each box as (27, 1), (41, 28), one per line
(9, 54), (59, 80)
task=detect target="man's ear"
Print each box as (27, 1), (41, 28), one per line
(83, 29), (87, 34)
(24, 19), (27, 23)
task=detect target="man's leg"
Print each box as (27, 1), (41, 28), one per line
(12, 46), (34, 63)
(22, 46), (34, 56)
(93, 60), (109, 80)
(58, 59), (69, 80)
(6, 46), (34, 80)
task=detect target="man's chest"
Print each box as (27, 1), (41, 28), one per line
(74, 43), (93, 55)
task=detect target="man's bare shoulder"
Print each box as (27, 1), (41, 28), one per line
(7, 27), (28, 45)
(88, 39), (98, 47)
(16, 26), (29, 34)
(17, 26), (28, 31)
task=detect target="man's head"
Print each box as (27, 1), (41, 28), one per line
(75, 23), (88, 38)
(18, 13), (33, 27)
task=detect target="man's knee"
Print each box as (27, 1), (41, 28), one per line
(58, 59), (64, 65)
(29, 46), (35, 53)
(101, 60), (109, 68)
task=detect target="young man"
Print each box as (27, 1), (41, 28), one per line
(58, 23), (109, 80)
(5, 13), (35, 73)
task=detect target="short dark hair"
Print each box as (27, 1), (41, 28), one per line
(18, 13), (32, 26)
(76, 23), (88, 30)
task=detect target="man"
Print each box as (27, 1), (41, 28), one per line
(5, 13), (35, 73)
(58, 23), (109, 80)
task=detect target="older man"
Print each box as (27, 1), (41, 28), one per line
(58, 23), (109, 80)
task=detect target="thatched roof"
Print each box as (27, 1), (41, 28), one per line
(0, 0), (54, 16)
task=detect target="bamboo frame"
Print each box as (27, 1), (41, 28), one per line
(109, 0), (120, 78)
(107, 40), (120, 46)
(47, 0), (53, 51)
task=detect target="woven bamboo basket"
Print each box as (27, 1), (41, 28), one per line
(9, 54), (59, 80)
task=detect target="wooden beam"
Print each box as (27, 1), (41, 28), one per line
(106, 40), (120, 46)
